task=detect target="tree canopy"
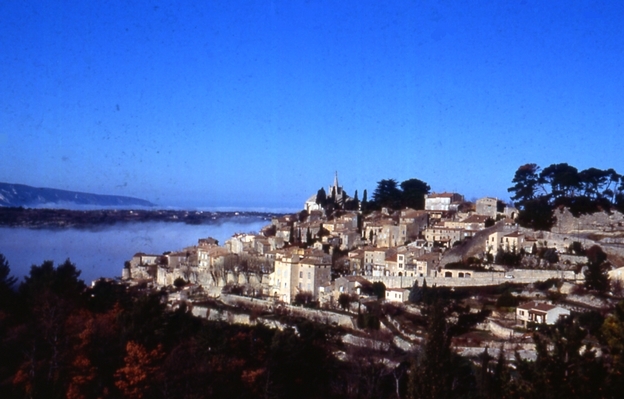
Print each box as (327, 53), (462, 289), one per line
(370, 177), (431, 211)
(508, 163), (624, 230)
(400, 178), (431, 210)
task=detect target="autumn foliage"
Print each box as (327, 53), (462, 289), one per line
(3, 257), (624, 398)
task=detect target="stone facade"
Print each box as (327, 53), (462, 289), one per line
(476, 197), (498, 218)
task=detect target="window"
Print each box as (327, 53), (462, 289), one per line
(299, 271), (302, 278)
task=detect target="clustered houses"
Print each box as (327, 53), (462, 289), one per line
(271, 248), (331, 303)
(123, 174), (516, 305)
(486, 230), (537, 254)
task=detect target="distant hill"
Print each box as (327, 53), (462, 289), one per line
(0, 183), (155, 208)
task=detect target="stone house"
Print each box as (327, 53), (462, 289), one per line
(444, 214), (490, 232)
(486, 231), (530, 253)
(129, 253), (161, 268)
(385, 253), (398, 276)
(364, 247), (391, 276)
(414, 252), (441, 278)
(337, 211), (360, 230)
(424, 226), (468, 247)
(348, 249), (365, 274)
(271, 252), (331, 303)
(125, 253), (162, 280)
(399, 208), (429, 242)
(225, 233), (255, 254)
(385, 288), (411, 303)
(334, 275), (371, 296)
(334, 229), (361, 251)
(254, 237), (271, 255)
(268, 236), (285, 250)
(363, 217), (399, 247)
(475, 197), (498, 218)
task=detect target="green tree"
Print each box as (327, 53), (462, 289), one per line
(266, 324), (333, 399)
(315, 187), (327, 208)
(569, 241), (585, 255)
(408, 279), (421, 303)
(508, 163), (544, 205)
(515, 197), (556, 231)
(602, 300), (624, 395)
(338, 293), (352, 311)
(19, 258), (85, 305)
(0, 254), (17, 309)
(513, 316), (604, 399)
(584, 245), (610, 294)
(408, 301), (477, 399)
(400, 178), (430, 210)
(372, 281), (386, 300)
(578, 167), (619, 200)
(540, 163), (581, 199)
(173, 277), (186, 289)
(372, 179), (402, 209)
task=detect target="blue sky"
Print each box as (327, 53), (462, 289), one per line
(1, 0), (623, 211)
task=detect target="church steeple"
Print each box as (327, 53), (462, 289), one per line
(333, 171), (339, 191)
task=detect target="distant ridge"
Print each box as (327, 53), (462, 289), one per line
(0, 182), (155, 208)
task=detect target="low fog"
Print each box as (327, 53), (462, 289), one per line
(1, 220), (268, 284)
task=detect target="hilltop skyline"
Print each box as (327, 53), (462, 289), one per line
(2, 1), (623, 210)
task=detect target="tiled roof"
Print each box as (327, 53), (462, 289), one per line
(517, 301), (556, 312)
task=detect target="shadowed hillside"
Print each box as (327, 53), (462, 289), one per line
(440, 221), (509, 266)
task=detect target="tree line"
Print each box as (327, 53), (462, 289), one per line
(364, 178), (431, 212)
(314, 177), (431, 214)
(508, 163), (624, 230)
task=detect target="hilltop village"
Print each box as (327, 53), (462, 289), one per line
(122, 174), (624, 354)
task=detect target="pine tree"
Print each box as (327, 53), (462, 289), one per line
(408, 301), (453, 399)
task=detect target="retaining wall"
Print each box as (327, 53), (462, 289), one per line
(366, 269), (581, 289)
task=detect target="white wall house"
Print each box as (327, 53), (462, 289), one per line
(516, 301), (570, 326)
(385, 288), (410, 303)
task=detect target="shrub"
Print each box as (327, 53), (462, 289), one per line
(534, 278), (560, 291)
(173, 277), (187, 289)
(496, 291), (519, 308)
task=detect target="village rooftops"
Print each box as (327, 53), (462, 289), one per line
(461, 214), (490, 223)
(504, 231), (525, 238)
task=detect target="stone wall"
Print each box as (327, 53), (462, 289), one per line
(554, 208), (624, 235)
(367, 269), (581, 289)
(487, 320), (524, 339)
(203, 294), (357, 329)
